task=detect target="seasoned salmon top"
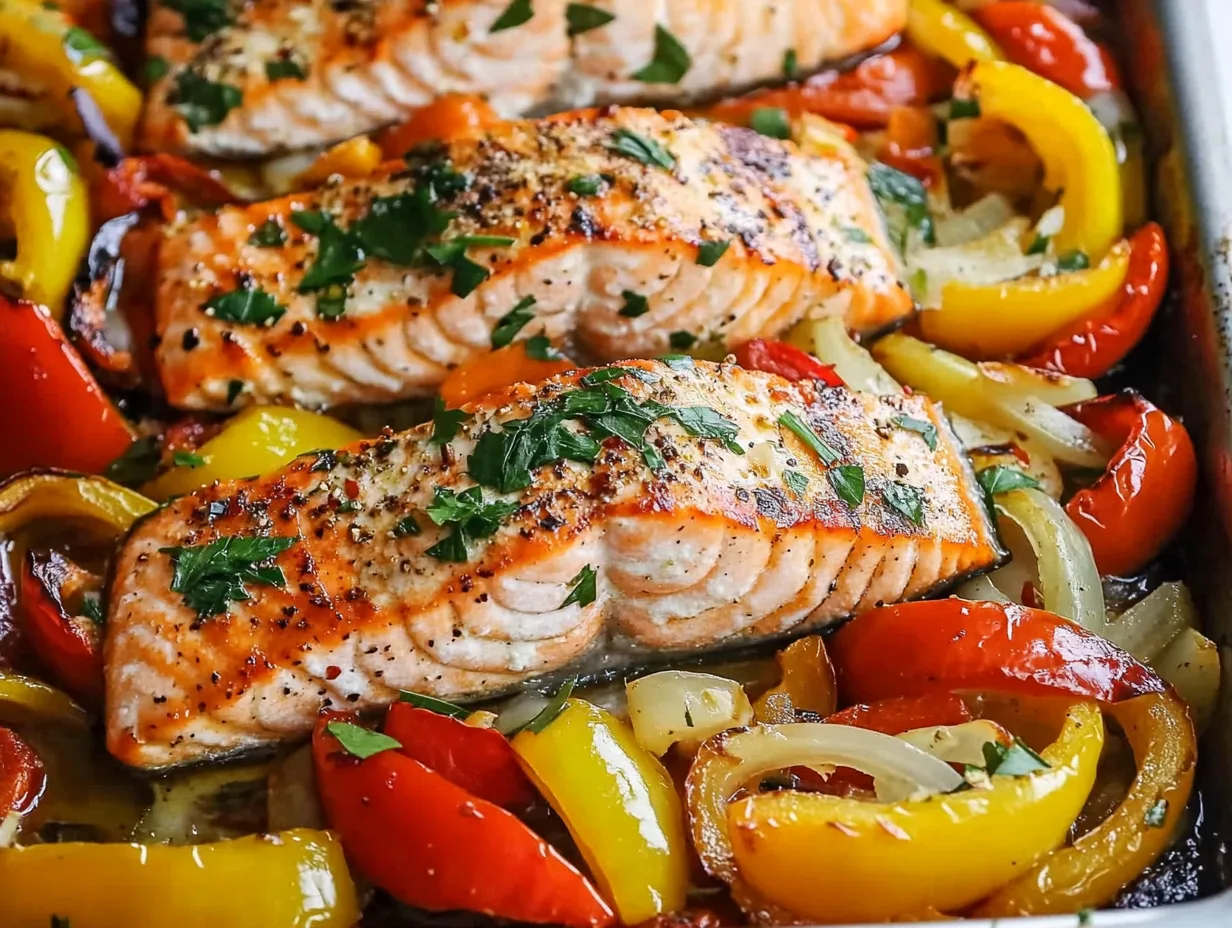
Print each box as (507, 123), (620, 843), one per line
(154, 107), (911, 411)
(106, 360), (1002, 768)
(140, 0), (908, 157)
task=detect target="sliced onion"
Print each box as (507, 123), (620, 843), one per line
(494, 690), (553, 735)
(898, 720), (1009, 767)
(987, 394), (1112, 469)
(908, 218), (1044, 310)
(1154, 629), (1222, 728)
(1103, 581), (1196, 662)
(687, 724), (964, 885)
(932, 194), (1018, 248)
(267, 744), (325, 833)
(956, 573), (1013, 604)
(995, 488), (1106, 629)
(786, 316), (901, 395)
(979, 362), (1098, 408)
(627, 671), (752, 756)
(135, 764), (269, 845)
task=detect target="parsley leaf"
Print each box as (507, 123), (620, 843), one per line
(226, 379), (244, 405)
(1057, 250), (1090, 272)
(632, 24), (692, 84)
(619, 290), (649, 317)
(883, 481), (926, 526)
(265, 58), (306, 81)
(671, 405), (744, 454)
(492, 296), (536, 348)
(430, 396), (470, 446)
(423, 486), (519, 562)
(172, 451), (205, 469)
(950, 97), (980, 120)
(248, 218), (286, 247)
(159, 535), (297, 619)
(204, 286), (286, 326)
(828, 465), (865, 508)
(393, 514), (421, 538)
(325, 721), (402, 759)
(867, 161), (935, 253)
(892, 414), (938, 451)
(842, 225), (872, 244)
(749, 107), (790, 140)
(609, 128), (676, 170)
(105, 436), (162, 486)
(164, 0), (231, 42)
(568, 173), (607, 195)
(525, 335), (563, 361)
(491, 0), (533, 32)
(521, 679), (576, 734)
(1028, 233), (1050, 255)
(566, 3), (614, 35)
(561, 565), (597, 608)
(982, 739), (1051, 776)
(63, 26), (107, 62)
(293, 210), (365, 316)
(170, 70), (242, 132)
(783, 469), (809, 497)
(79, 593), (104, 624)
(144, 55), (170, 82)
(783, 48), (799, 79)
(669, 330), (696, 350)
(977, 465), (1040, 497)
(351, 190), (457, 266)
(398, 690), (470, 719)
(778, 410), (839, 465)
(696, 239), (730, 267)
(1144, 797), (1168, 828)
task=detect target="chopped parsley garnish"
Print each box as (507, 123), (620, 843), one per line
(668, 330), (696, 350)
(423, 486), (519, 562)
(632, 24), (692, 84)
(561, 565), (597, 608)
(248, 218), (286, 247)
(292, 210), (365, 317)
(842, 225), (872, 244)
(619, 290), (649, 317)
(226, 379), (244, 405)
(783, 48), (799, 79)
(492, 296), (537, 348)
(426, 237), (513, 298)
(950, 97), (980, 120)
(977, 464), (1040, 497)
(1057, 250), (1090, 272)
(172, 451), (206, 469)
(309, 449), (337, 472)
(351, 190), (457, 266)
(79, 593), (104, 624)
(144, 55), (170, 82)
(430, 396), (470, 446)
(609, 128), (676, 170)
(170, 70), (242, 132)
(264, 58), (306, 81)
(749, 107), (790, 140)
(525, 334), (563, 361)
(105, 435), (161, 486)
(662, 355), (693, 371)
(883, 481), (926, 526)
(828, 465), (865, 508)
(867, 161), (935, 253)
(568, 173), (607, 195)
(1144, 797), (1169, 828)
(982, 738), (1051, 776)
(164, 0), (231, 42)
(696, 239), (730, 267)
(398, 690), (470, 719)
(1077, 908), (1094, 927)
(491, 0), (533, 32)
(159, 535), (297, 619)
(684, 705), (695, 727)
(892, 414), (938, 451)
(63, 26), (107, 62)
(1028, 233), (1050, 255)
(204, 285), (286, 326)
(783, 469), (809, 497)
(521, 679), (576, 734)
(778, 410), (839, 465)
(566, 2), (614, 35)
(325, 721), (402, 759)
(393, 514), (421, 538)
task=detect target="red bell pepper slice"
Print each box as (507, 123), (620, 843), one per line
(830, 599), (1166, 706)
(90, 154), (238, 224)
(972, 1), (1121, 99)
(1064, 391), (1197, 578)
(312, 714), (614, 927)
(732, 339), (844, 385)
(19, 550), (104, 704)
(0, 298), (134, 479)
(382, 702), (536, 810)
(0, 725), (45, 817)
(1020, 223), (1168, 378)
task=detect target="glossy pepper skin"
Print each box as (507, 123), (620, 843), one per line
(824, 693), (972, 733)
(732, 340), (844, 385)
(1020, 223), (1168, 378)
(19, 551), (104, 705)
(0, 725), (44, 818)
(312, 714), (614, 927)
(905, 0), (1004, 68)
(0, 471), (155, 538)
(91, 154), (238, 224)
(439, 341), (576, 408)
(376, 95), (500, 159)
(1064, 391), (1197, 577)
(830, 599), (1167, 706)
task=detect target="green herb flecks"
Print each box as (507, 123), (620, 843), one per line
(561, 565), (597, 609)
(619, 290), (649, 317)
(950, 98), (980, 120)
(521, 678), (576, 734)
(1028, 233), (1050, 255)
(203, 285), (286, 326)
(778, 410), (839, 465)
(63, 26), (107, 62)
(982, 738), (1051, 776)
(423, 486), (519, 562)
(104, 436), (161, 486)
(977, 464), (1040, 497)
(292, 210), (365, 318)
(568, 173), (608, 196)
(883, 480), (926, 526)
(696, 239), (730, 267)
(172, 451), (206, 469)
(226, 379), (244, 405)
(749, 107), (790, 140)
(565, 2), (614, 35)
(264, 58), (306, 81)
(325, 721), (402, 759)
(632, 24), (692, 84)
(842, 225), (872, 244)
(783, 469), (809, 497)
(491, 0), (533, 32)
(430, 397), (470, 446)
(492, 296), (537, 348)
(1057, 250), (1090, 272)
(170, 69), (242, 132)
(668, 330), (696, 350)
(392, 514), (421, 538)
(144, 55), (170, 82)
(892, 414), (938, 451)
(248, 218), (286, 247)
(609, 128), (676, 170)
(783, 48), (799, 79)
(159, 535), (297, 619)
(1144, 797), (1169, 828)
(398, 690), (471, 720)
(79, 593), (104, 625)
(867, 160), (935, 254)
(828, 465), (865, 508)
(164, 0), (231, 42)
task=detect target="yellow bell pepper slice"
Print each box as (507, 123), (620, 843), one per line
(964, 60), (1122, 259)
(0, 471), (155, 536)
(976, 692), (1196, 916)
(906, 0), (1004, 68)
(512, 698), (689, 925)
(0, 829), (360, 928)
(727, 701), (1104, 923)
(917, 236), (1131, 359)
(0, 130), (89, 313)
(145, 406), (363, 499)
(753, 635), (837, 724)
(295, 135), (385, 189)
(0, 1), (141, 149)
(0, 672), (88, 726)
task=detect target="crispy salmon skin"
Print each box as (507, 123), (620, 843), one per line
(140, 0), (907, 158)
(154, 107), (911, 411)
(106, 360), (1003, 768)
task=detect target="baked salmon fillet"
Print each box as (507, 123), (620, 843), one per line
(106, 359), (1003, 768)
(154, 107), (912, 411)
(139, 0), (907, 158)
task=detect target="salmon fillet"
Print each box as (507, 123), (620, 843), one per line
(139, 0), (907, 158)
(154, 107), (911, 411)
(106, 359), (1003, 768)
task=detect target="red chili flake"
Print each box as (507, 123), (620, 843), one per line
(324, 665), (342, 680)
(1009, 443), (1031, 465)
(344, 478), (360, 499)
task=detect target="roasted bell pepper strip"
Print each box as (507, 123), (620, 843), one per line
(1064, 391), (1197, 577)
(144, 406), (363, 500)
(0, 829), (359, 928)
(972, 1), (1121, 99)
(20, 551), (103, 704)
(753, 635), (838, 724)
(976, 691), (1195, 916)
(0, 131), (89, 313)
(439, 341), (576, 408)
(906, 0), (1004, 68)
(725, 701), (1103, 923)
(732, 340), (844, 386)
(961, 60), (1122, 259)
(294, 135), (384, 189)
(830, 599), (1167, 705)
(512, 699), (690, 925)
(0, 672), (87, 726)
(0, 2), (141, 149)
(0, 300), (136, 476)
(0, 471), (155, 537)
(880, 104), (944, 185)
(824, 693), (973, 734)
(91, 154), (238, 224)
(376, 95), (501, 159)
(1020, 223), (1168, 377)
(0, 725), (44, 817)
(917, 236), (1131, 360)
(313, 714), (613, 926)
(382, 701), (536, 810)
